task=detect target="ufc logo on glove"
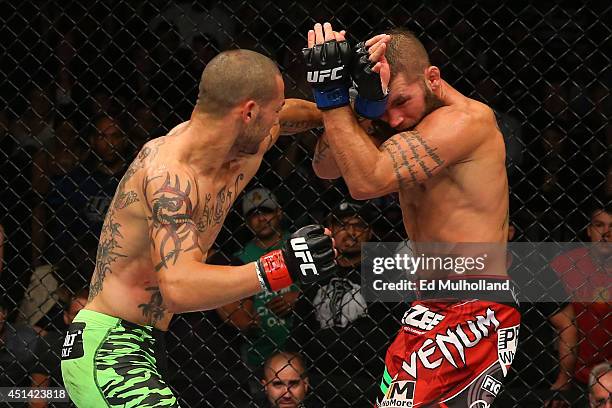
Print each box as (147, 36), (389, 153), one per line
(307, 67), (344, 83)
(290, 237), (319, 276)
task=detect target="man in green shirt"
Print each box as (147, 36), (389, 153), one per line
(218, 188), (299, 375)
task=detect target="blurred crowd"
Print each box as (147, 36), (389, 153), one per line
(0, 1), (609, 407)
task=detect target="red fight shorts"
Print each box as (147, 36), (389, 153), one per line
(377, 294), (521, 407)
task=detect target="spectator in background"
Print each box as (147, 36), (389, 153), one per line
(474, 78), (524, 181)
(191, 33), (220, 70)
(0, 109), (13, 160)
(218, 188), (299, 391)
(589, 362), (612, 408)
(125, 45), (153, 100)
(505, 223), (578, 406)
(550, 202), (611, 386)
(29, 288), (87, 408)
(127, 101), (164, 153)
(0, 299), (40, 386)
(167, 248), (250, 407)
(607, 164), (612, 194)
(289, 200), (401, 407)
(31, 105), (87, 266)
(10, 86), (55, 156)
(148, 1), (235, 50)
(148, 22), (196, 122)
(260, 351), (310, 408)
(39, 114), (128, 288)
(0, 223), (4, 277)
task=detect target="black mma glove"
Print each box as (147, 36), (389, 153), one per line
(256, 225), (336, 292)
(352, 41), (389, 119)
(303, 40), (352, 110)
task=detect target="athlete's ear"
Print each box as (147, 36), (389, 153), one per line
(242, 100), (258, 124)
(425, 66), (441, 92)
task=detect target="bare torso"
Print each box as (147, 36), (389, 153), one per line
(398, 92), (509, 275)
(86, 124), (267, 330)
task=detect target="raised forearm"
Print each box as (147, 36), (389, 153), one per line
(160, 261), (261, 313)
(322, 107), (386, 196)
(312, 133), (341, 179)
(279, 99), (323, 135)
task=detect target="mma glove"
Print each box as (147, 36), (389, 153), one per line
(352, 41), (389, 119)
(256, 225), (336, 292)
(303, 40), (352, 110)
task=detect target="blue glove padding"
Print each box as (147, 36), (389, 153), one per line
(303, 40), (352, 110)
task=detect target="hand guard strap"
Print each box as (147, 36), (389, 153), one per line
(355, 93), (389, 119)
(312, 87), (350, 110)
(256, 250), (294, 292)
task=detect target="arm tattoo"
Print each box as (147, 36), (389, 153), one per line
(114, 190), (139, 210)
(144, 172), (244, 271)
(383, 138), (418, 188)
(382, 131), (445, 189)
(111, 138), (166, 211)
(399, 132), (433, 178)
(279, 120), (322, 134)
(138, 286), (166, 326)
(412, 132), (443, 166)
(144, 173), (203, 271)
(89, 207), (127, 301)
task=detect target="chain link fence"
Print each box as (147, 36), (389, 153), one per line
(1, 0), (610, 407)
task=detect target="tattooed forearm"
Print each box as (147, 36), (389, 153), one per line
(138, 286), (166, 326)
(279, 120), (322, 135)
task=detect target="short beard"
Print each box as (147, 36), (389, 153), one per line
(237, 127), (262, 155)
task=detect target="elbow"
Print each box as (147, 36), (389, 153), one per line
(312, 162), (340, 180)
(348, 182), (384, 200)
(157, 272), (183, 313)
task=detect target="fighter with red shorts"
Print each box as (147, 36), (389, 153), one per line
(304, 22), (521, 406)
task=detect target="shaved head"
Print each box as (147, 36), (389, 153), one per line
(263, 351), (306, 379)
(196, 49), (281, 116)
(385, 28), (431, 82)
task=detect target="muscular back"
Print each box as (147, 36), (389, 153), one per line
(86, 125), (267, 329)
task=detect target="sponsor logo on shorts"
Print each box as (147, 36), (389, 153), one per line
(481, 375), (502, 396)
(61, 322), (85, 360)
(380, 380), (415, 407)
(402, 305), (445, 334)
(401, 308), (500, 379)
(497, 325), (519, 376)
